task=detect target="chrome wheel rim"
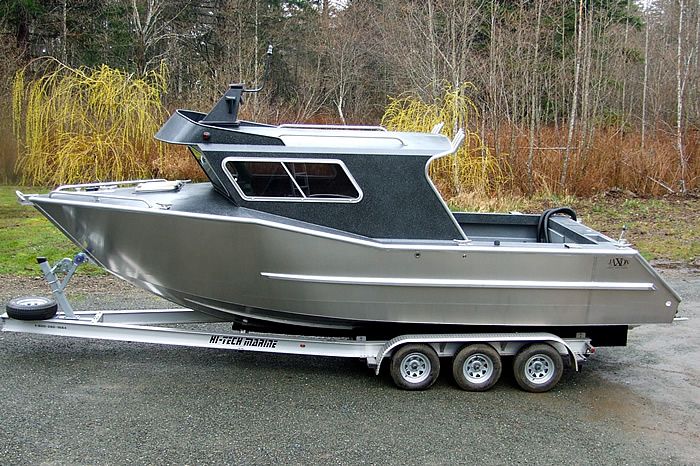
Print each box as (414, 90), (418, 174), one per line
(13, 297), (51, 307)
(524, 354), (555, 385)
(463, 353), (494, 384)
(400, 352), (431, 383)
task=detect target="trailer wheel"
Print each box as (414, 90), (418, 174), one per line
(452, 344), (502, 391)
(513, 343), (563, 393)
(390, 344), (440, 390)
(6, 296), (58, 321)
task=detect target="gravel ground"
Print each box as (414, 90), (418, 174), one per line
(0, 270), (698, 465)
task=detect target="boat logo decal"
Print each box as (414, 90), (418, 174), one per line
(608, 257), (630, 268)
(208, 335), (278, 348)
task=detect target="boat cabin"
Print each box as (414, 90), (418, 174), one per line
(156, 84), (599, 245)
(157, 84), (467, 241)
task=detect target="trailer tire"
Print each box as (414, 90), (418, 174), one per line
(6, 296), (58, 321)
(390, 344), (440, 391)
(452, 344), (502, 391)
(513, 343), (563, 393)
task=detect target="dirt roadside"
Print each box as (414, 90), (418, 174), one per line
(585, 268), (700, 462)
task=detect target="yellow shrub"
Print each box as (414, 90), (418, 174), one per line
(12, 58), (171, 186)
(381, 83), (508, 200)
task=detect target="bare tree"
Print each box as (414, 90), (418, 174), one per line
(676, 0), (688, 191)
(641, 3), (651, 149)
(562, 0), (585, 189)
(526, 0), (543, 192)
(130, 0), (190, 74)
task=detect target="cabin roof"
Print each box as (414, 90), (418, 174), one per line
(156, 109), (453, 156)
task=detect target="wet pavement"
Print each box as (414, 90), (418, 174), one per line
(0, 270), (698, 464)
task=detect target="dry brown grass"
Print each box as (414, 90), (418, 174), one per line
(487, 125), (699, 197)
(377, 86), (697, 202)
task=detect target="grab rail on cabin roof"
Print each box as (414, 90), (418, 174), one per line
(451, 129), (465, 152)
(280, 124), (460, 151)
(431, 122), (445, 134)
(278, 124), (387, 131)
(278, 133), (408, 147)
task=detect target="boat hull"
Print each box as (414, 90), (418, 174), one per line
(29, 196), (680, 336)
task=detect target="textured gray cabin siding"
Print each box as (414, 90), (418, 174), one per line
(201, 150), (464, 240)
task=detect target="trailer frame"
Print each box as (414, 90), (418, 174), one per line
(1, 307), (593, 372)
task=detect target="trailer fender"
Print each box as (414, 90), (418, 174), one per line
(373, 333), (584, 375)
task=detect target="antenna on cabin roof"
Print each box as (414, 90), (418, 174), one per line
(244, 44), (274, 94)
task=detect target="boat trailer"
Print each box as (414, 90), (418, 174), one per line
(2, 254), (595, 393)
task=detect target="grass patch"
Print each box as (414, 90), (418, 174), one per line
(573, 194), (700, 263)
(0, 186), (106, 276)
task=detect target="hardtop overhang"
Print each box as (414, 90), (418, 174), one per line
(155, 108), (454, 155)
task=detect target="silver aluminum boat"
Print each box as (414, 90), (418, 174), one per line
(17, 83), (681, 346)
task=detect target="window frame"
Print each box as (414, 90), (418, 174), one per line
(221, 157), (364, 203)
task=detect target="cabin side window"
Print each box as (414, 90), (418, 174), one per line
(222, 159), (362, 202)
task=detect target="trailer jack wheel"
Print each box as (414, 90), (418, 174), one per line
(513, 343), (563, 393)
(390, 344), (440, 390)
(6, 296), (58, 321)
(453, 344), (502, 391)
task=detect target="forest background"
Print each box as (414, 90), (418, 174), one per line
(0, 0), (699, 200)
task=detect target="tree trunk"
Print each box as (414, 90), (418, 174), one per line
(641, 6), (650, 150)
(489, 1), (501, 164)
(620, 0), (631, 134)
(61, 0), (68, 63)
(253, 0), (259, 116)
(15, 4), (30, 55)
(676, 0), (687, 192)
(562, 0), (584, 190)
(427, 0), (438, 96)
(527, 0), (543, 193)
(579, 1), (593, 161)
